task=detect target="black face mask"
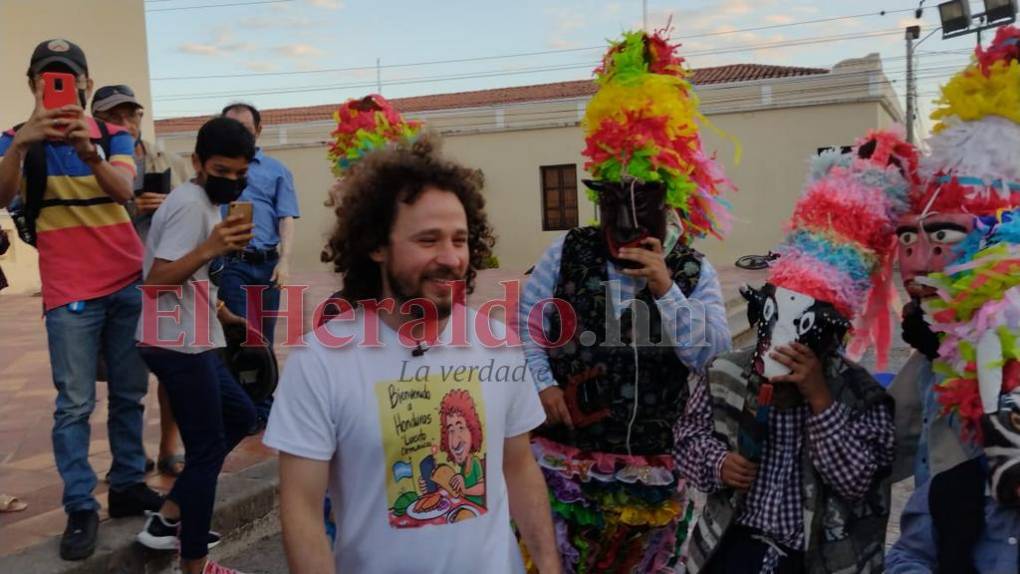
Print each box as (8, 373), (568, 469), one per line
(203, 175), (246, 204)
(584, 178), (668, 269)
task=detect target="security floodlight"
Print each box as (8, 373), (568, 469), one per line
(983, 0), (1018, 25)
(938, 0), (973, 35)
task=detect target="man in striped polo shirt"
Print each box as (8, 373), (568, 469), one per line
(0, 39), (162, 561)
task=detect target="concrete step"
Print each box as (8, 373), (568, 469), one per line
(0, 461), (279, 574)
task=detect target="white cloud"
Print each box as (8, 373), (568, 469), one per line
(179, 43), (221, 56)
(307, 0), (343, 9)
(176, 28), (253, 57)
(765, 14), (794, 25)
(545, 8), (586, 49)
(244, 61), (278, 72)
(604, 2), (622, 18)
(241, 14), (317, 29)
(275, 43), (326, 59)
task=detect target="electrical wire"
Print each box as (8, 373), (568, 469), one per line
(146, 0), (294, 12)
(150, 8), (922, 81)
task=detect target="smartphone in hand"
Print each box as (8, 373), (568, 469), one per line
(227, 201), (254, 227)
(41, 72), (78, 110)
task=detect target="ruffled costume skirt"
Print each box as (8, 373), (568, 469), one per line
(523, 437), (694, 574)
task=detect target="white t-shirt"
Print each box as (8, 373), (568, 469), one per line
(135, 181), (225, 353)
(264, 306), (546, 574)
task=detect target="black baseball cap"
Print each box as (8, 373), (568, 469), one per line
(92, 85), (143, 113)
(29, 39), (88, 77)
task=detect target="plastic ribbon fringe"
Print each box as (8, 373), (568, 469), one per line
(531, 436), (676, 486)
(931, 29), (1020, 133)
(927, 208), (1020, 441)
(766, 129), (914, 361)
(846, 248), (899, 369)
(582, 28), (736, 241)
(917, 116), (1020, 216)
(326, 94), (421, 178)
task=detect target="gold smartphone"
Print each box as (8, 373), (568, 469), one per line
(227, 201), (253, 227)
(227, 201), (254, 248)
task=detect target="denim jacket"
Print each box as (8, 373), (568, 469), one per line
(887, 478), (1020, 573)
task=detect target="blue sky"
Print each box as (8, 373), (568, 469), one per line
(145, 0), (994, 123)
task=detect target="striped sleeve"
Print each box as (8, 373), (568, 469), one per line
(106, 129), (137, 177)
(655, 258), (732, 370)
(519, 235), (566, 392)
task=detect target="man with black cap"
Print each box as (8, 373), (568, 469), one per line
(93, 84), (193, 479)
(92, 83), (192, 241)
(0, 39), (162, 561)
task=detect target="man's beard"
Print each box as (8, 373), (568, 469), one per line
(386, 265), (461, 320)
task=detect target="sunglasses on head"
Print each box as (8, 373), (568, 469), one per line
(95, 84), (135, 100)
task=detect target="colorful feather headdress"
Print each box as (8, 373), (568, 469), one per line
(767, 129), (917, 368)
(581, 29), (735, 241)
(327, 94), (421, 178)
(925, 208), (1020, 441)
(919, 25), (1020, 217)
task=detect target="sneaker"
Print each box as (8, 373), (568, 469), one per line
(109, 483), (163, 518)
(202, 560), (248, 574)
(137, 512), (179, 550)
(60, 510), (98, 561)
(137, 513), (222, 551)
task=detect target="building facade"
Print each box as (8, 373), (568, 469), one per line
(155, 53), (904, 276)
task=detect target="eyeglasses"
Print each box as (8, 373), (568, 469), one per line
(95, 84), (135, 100)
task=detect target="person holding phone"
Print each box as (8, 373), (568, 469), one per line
(218, 102), (300, 432)
(134, 117), (257, 574)
(92, 83), (193, 479)
(92, 84), (192, 241)
(518, 31), (733, 571)
(0, 39), (162, 561)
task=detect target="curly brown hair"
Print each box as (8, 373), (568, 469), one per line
(322, 134), (495, 302)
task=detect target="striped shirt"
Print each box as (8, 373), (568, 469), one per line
(0, 119), (141, 311)
(519, 234), (731, 391)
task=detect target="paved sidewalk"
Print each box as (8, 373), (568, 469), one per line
(0, 264), (761, 560)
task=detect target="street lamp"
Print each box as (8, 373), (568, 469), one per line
(986, 0), (1020, 24)
(938, 0), (971, 35)
(937, 0), (1017, 39)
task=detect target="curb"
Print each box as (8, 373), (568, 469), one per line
(0, 460), (279, 574)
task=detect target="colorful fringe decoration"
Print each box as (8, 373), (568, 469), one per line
(326, 94), (421, 178)
(919, 26), (1020, 216)
(926, 209), (1020, 442)
(528, 437), (691, 573)
(582, 29), (736, 242)
(767, 130), (917, 367)
(931, 26), (1020, 133)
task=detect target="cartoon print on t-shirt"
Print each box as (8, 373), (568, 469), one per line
(377, 375), (487, 528)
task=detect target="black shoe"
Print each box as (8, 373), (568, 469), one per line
(136, 512), (222, 551)
(136, 512), (178, 550)
(60, 510), (98, 561)
(108, 483), (163, 518)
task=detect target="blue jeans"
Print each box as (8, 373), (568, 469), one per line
(139, 347), (256, 560)
(218, 256), (279, 419)
(45, 281), (149, 513)
(218, 256), (280, 345)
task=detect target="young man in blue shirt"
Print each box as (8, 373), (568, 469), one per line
(217, 103), (299, 428)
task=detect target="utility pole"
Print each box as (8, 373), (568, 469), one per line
(642, 0), (648, 31)
(905, 25), (921, 144)
(376, 58), (382, 95)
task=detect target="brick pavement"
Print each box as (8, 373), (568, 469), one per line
(0, 264), (761, 558)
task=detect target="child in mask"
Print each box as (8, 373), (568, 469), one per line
(133, 117), (258, 574)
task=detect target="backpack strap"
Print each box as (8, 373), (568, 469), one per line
(11, 123), (47, 247)
(94, 118), (113, 160)
(11, 119), (120, 246)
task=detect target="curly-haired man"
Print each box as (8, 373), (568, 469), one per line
(264, 136), (560, 574)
